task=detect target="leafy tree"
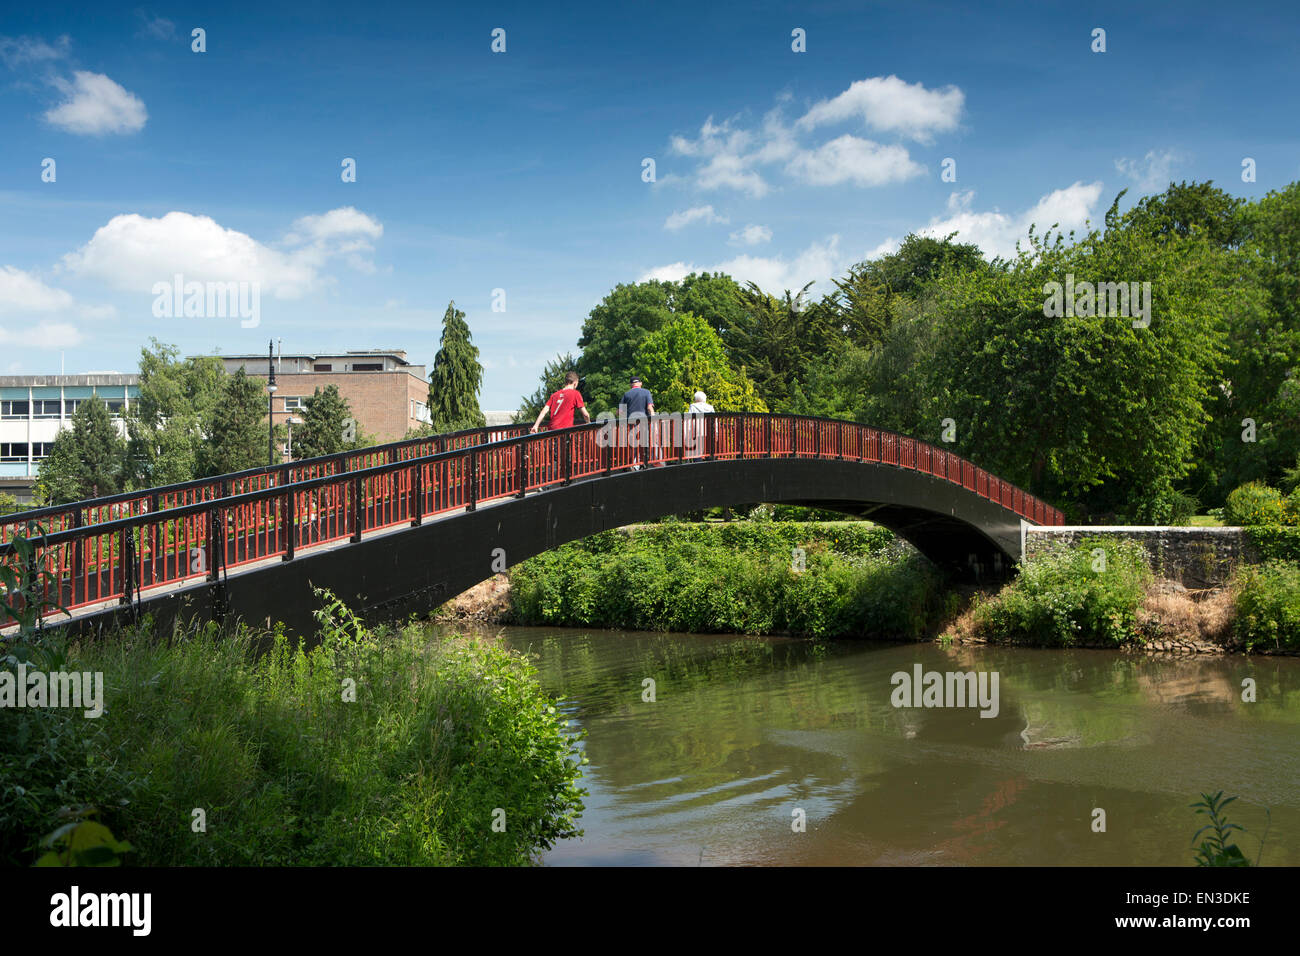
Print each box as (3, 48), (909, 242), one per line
(632, 313), (767, 413)
(1118, 181), (1247, 250)
(856, 232), (989, 297)
(675, 272), (748, 339)
(35, 396), (128, 504)
(0, 491), (23, 516)
(912, 209), (1236, 522)
(292, 385), (356, 460)
(427, 301), (486, 433)
(1189, 182), (1300, 502)
(126, 339), (226, 487)
(513, 352), (579, 424)
(726, 282), (840, 410)
(199, 368), (268, 475)
(576, 281), (676, 412)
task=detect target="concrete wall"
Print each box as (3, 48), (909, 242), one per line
(1024, 526), (1254, 588)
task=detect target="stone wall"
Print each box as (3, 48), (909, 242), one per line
(1023, 527), (1255, 588)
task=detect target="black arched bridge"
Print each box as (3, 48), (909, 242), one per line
(1, 414), (1062, 637)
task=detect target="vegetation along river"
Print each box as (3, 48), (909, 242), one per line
(434, 625), (1300, 866)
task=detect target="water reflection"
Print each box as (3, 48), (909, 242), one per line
(432, 625), (1300, 866)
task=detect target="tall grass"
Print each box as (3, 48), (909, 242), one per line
(1, 592), (586, 866)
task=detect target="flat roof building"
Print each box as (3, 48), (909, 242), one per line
(0, 375), (138, 505)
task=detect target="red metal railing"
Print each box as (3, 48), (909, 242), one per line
(1, 414), (1063, 627)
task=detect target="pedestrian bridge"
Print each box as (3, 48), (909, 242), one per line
(0, 414), (1062, 637)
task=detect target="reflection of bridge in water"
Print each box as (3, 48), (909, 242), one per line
(1, 414), (1062, 637)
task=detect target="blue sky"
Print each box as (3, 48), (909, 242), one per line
(1, 0), (1297, 408)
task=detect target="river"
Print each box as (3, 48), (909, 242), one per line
(446, 625), (1300, 866)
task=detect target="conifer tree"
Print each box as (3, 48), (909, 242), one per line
(293, 385), (356, 459)
(427, 300), (486, 432)
(35, 395), (128, 504)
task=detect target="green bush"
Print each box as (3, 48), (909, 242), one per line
(1232, 559), (1300, 651)
(1223, 482), (1289, 526)
(1243, 525), (1300, 561)
(1, 593), (586, 866)
(507, 530), (940, 639)
(972, 539), (1152, 646)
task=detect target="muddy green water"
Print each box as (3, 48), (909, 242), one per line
(476, 626), (1300, 865)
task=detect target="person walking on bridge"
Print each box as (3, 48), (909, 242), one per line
(531, 370), (590, 433)
(619, 375), (655, 469)
(686, 390), (713, 459)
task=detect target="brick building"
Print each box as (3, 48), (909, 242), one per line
(217, 349), (430, 453)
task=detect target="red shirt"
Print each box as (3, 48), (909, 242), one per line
(544, 387), (585, 429)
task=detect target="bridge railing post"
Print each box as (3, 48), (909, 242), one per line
(467, 450), (479, 512)
(813, 419), (821, 458)
(351, 475), (364, 542)
(766, 415), (773, 458)
(707, 415), (716, 460)
(283, 488), (296, 561)
(563, 433), (573, 485)
(412, 463), (424, 526)
(516, 440), (529, 499)
(738, 413), (746, 458)
(604, 427), (613, 475)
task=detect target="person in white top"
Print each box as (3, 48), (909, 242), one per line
(686, 390), (714, 458)
(687, 390), (714, 415)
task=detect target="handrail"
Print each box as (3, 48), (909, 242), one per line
(0, 421), (530, 535)
(0, 413), (1064, 627)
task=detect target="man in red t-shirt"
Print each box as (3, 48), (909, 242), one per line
(531, 370), (590, 432)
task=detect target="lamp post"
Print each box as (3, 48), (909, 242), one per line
(266, 340), (278, 465)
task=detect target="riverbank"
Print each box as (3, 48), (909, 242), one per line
(437, 523), (1300, 655)
(0, 591), (585, 867)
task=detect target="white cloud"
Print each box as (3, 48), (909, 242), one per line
(1114, 149), (1185, 193)
(137, 15), (177, 41)
(913, 182), (1105, 259)
(640, 235), (852, 295)
(0, 265), (114, 323)
(61, 207), (384, 298)
(0, 322), (83, 349)
(664, 205), (729, 231)
(640, 262), (693, 283)
(44, 71), (147, 135)
(669, 76), (947, 195)
(284, 207), (384, 244)
(0, 34), (70, 67)
(797, 75), (964, 143)
(864, 237), (900, 259)
(729, 224), (772, 246)
(785, 135), (925, 187)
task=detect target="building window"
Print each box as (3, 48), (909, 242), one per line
(104, 399), (126, 417)
(0, 442), (29, 462)
(313, 364), (332, 372)
(412, 400), (431, 424)
(33, 399), (61, 418)
(32, 442), (55, 458)
(352, 363), (383, 372)
(1, 400), (30, 418)
(64, 399), (81, 415)
(284, 397), (306, 411)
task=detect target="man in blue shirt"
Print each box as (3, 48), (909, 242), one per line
(619, 376), (655, 469)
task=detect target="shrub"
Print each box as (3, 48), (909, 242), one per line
(507, 530), (940, 639)
(1223, 482), (1288, 526)
(1244, 525), (1300, 561)
(1231, 559), (1300, 651)
(1, 593), (586, 866)
(972, 539), (1152, 646)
